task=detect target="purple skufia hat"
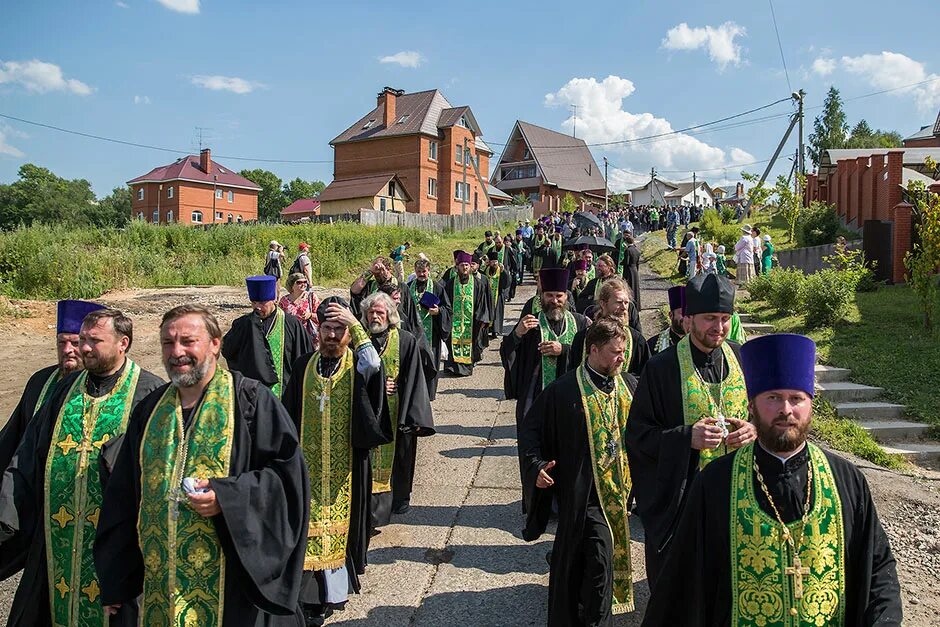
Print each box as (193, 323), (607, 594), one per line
(539, 268), (569, 293)
(246, 275), (277, 302)
(740, 333), (817, 398)
(454, 250), (473, 265)
(667, 286), (685, 312)
(572, 259), (588, 272)
(419, 291), (440, 308)
(56, 300), (106, 335)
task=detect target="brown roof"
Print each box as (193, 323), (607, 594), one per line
(499, 121), (607, 193)
(281, 198), (320, 215)
(127, 154), (261, 190)
(318, 174), (412, 203)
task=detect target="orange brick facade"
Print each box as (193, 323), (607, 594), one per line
(130, 180), (258, 225)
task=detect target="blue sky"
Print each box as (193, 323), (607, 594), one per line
(1, 0), (938, 196)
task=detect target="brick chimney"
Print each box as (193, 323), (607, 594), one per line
(377, 87), (403, 125)
(200, 148), (211, 174)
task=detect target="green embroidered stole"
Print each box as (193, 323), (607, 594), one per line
(586, 265), (596, 282)
(266, 308), (286, 398)
(730, 444), (846, 627)
(138, 367), (235, 626)
(677, 336), (748, 468)
(538, 310), (577, 390)
(451, 278), (475, 365)
(581, 322), (633, 372)
(487, 265), (502, 311)
(616, 239), (626, 274)
(531, 295), (542, 316)
(372, 328), (400, 494)
(301, 349), (355, 570)
(654, 328), (673, 354)
(409, 280), (434, 346)
(575, 366), (635, 615)
(45, 360), (140, 626)
(533, 237), (546, 271)
(551, 237), (562, 259)
(35, 369), (61, 417)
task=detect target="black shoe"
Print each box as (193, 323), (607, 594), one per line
(392, 499), (411, 515)
(303, 605), (327, 627)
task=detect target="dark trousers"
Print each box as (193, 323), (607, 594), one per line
(576, 505), (614, 626)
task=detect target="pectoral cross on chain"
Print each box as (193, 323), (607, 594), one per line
(318, 391), (330, 413)
(785, 554), (811, 599)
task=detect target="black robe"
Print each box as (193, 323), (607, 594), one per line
(407, 278), (452, 400)
(441, 273), (492, 377)
(222, 311), (312, 392)
(281, 348), (390, 591)
(518, 292), (576, 321)
(94, 371), (309, 626)
(624, 340), (742, 587)
(0, 365), (59, 483)
(645, 328), (683, 356)
(519, 369), (638, 626)
(574, 282), (643, 335)
(0, 362), (164, 627)
(643, 443), (903, 626)
(620, 243), (642, 311)
(370, 328), (435, 528)
(484, 266), (512, 338)
(350, 277), (421, 334)
(567, 324), (650, 377)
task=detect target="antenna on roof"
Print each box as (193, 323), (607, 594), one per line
(193, 126), (214, 152)
(570, 105), (579, 138)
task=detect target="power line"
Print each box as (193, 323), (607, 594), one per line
(768, 0), (792, 93)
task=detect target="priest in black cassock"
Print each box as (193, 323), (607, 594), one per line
(576, 254), (643, 334)
(484, 249), (512, 339)
(0, 309), (164, 627)
(281, 297), (391, 626)
(442, 251), (491, 377)
(567, 277), (650, 377)
(520, 318), (638, 625)
(626, 273), (757, 589)
(360, 291), (434, 526)
(0, 299), (102, 477)
(646, 285), (686, 356)
(617, 234), (642, 311)
(642, 333), (902, 626)
(222, 275), (312, 398)
(518, 270), (576, 320)
(407, 258), (451, 400)
(94, 304), (308, 626)
(568, 259), (591, 301)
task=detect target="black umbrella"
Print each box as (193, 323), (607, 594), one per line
(562, 235), (615, 253)
(573, 211), (601, 229)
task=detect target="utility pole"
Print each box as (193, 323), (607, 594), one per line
(650, 167), (656, 206)
(604, 157), (609, 212)
(692, 172), (697, 209)
(796, 89), (806, 176)
(461, 137), (468, 216)
(570, 104), (579, 138)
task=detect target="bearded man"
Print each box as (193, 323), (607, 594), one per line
(95, 305), (309, 626)
(407, 258), (450, 400)
(625, 273), (757, 588)
(0, 309), (163, 626)
(568, 277), (649, 376)
(360, 292), (434, 526)
(441, 251), (491, 377)
(642, 334), (902, 626)
(576, 254), (643, 333)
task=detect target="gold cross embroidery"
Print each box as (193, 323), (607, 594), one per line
(785, 553), (811, 599)
(81, 580), (100, 603)
(86, 508), (100, 527)
(92, 434), (110, 449)
(56, 434), (80, 455)
(54, 577), (70, 598)
(51, 505), (74, 528)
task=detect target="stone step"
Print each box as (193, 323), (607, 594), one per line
(742, 322), (775, 335)
(814, 364), (851, 383)
(880, 441), (940, 464)
(816, 382), (884, 403)
(857, 419), (931, 441)
(835, 401), (906, 420)
(736, 313), (754, 322)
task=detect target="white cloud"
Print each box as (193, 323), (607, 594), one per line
(134, 95), (151, 105)
(841, 51), (940, 111)
(155, 0), (199, 13)
(544, 75), (755, 192)
(661, 22), (746, 70)
(116, 1), (129, 8)
(0, 124), (26, 158)
(0, 59), (93, 95)
(811, 57), (836, 76)
(190, 75), (261, 94)
(378, 51), (424, 68)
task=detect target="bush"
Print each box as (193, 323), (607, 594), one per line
(765, 268), (807, 315)
(699, 209), (741, 251)
(720, 206), (737, 224)
(801, 268), (856, 328)
(799, 201), (840, 247)
(746, 272), (774, 301)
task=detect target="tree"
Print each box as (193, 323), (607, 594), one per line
(511, 192), (529, 206)
(808, 87), (848, 168)
(775, 174), (804, 243)
(904, 156), (940, 330)
(844, 119), (903, 150)
(0, 164), (96, 230)
(283, 177), (325, 203)
(88, 186), (132, 227)
(741, 171), (773, 213)
(560, 192), (578, 214)
(239, 168), (287, 222)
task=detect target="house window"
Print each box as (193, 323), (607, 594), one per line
(380, 197), (387, 211)
(152, 209), (159, 223)
(137, 188), (144, 201)
(455, 145), (463, 164)
(167, 186), (174, 199)
(215, 211), (223, 220)
(464, 150), (473, 166)
(429, 141), (438, 161)
(362, 119), (376, 129)
(457, 115), (469, 128)
(191, 210), (203, 223)
(388, 181), (396, 198)
(396, 114), (410, 124)
(167, 210), (174, 223)
(428, 178), (437, 198)
(215, 189), (223, 199)
(227, 190), (234, 203)
(474, 192), (478, 211)
(523, 148), (531, 160)
(455, 182), (469, 201)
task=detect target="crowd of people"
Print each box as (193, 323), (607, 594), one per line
(0, 207), (902, 626)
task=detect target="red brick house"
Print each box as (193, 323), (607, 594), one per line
(329, 87), (493, 215)
(491, 120), (607, 216)
(127, 149), (260, 225)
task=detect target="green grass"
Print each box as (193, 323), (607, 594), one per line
(811, 398), (908, 470)
(0, 220), (513, 300)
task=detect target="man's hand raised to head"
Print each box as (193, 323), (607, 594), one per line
(326, 303), (358, 328)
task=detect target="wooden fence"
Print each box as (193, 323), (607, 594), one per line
(296, 205), (534, 231)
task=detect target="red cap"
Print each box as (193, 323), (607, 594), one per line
(299, 242), (310, 250)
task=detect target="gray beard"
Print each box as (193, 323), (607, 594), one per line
(543, 304), (564, 322)
(368, 320), (389, 334)
(168, 357), (211, 388)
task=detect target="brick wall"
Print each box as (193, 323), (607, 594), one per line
(129, 181), (258, 225)
(892, 202), (913, 283)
